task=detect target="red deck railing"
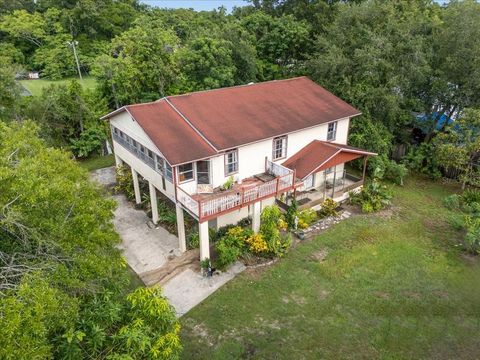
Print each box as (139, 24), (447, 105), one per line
(177, 171), (295, 221)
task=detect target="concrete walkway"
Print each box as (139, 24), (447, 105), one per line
(162, 262), (246, 317)
(90, 166), (245, 317)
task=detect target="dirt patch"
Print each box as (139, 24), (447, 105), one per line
(433, 290), (449, 299)
(461, 253), (479, 265)
(404, 291), (421, 300)
(290, 294), (307, 305)
(374, 291), (390, 300)
(310, 248), (329, 262)
(244, 266), (267, 281)
(191, 323), (215, 346)
(318, 289), (330, 300)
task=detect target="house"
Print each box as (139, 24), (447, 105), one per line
(102, 77), (376, 261)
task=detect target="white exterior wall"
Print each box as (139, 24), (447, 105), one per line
(110, 112), (176, 201)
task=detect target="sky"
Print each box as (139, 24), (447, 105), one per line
(140, 0), (248, 12)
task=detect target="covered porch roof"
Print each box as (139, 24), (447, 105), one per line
(282, 140), (377, 180)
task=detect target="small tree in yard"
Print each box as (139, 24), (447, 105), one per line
(434, 108), (480, 189)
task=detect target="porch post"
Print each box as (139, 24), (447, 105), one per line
(332, 165), (337, 198)
(362, 156), (369, 182)
(131, 168), (141, 205)
(252, 201), (261, 233)
(199, 221), (210, 260)
(149, 182), (159, 224)
(114, 154), (123, 167)
(176, 203), (187, 253)
(323, 170), (327, 200)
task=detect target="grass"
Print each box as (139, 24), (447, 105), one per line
(79, 154), (115, 171)
(180, 177), (480, 359)
(19, 76), (97, 96)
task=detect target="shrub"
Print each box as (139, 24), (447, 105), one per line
(298, 208), (318, 226)
(349, 180), (392, 213)
(318, 198), (338, 218)
(260, 205), (291, 256)
(384, 160), (408, 186)
(462, 189), (480, 206)
(246, 233), (268, 254)
(278, 217), (288, 231)
(187, 231), (199, 249)
(214, 226), (251, 269)
(70, 126), (106, 158)
(114, 165), (135, 200)
(285, 198), (298, 230)
(404, 143), (442, 179)
(443, 194), (461, 210)
(464, 215), (480, 255)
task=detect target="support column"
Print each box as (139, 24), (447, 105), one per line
(199, 221), (210, 260)
(149, 182), (158, 224)
(252, 201), (261, 233)
(131, 168), (141, 205)
(114, 154), (123, 167)
(362, 156), (369, 182)
(176, 203), (186, 253)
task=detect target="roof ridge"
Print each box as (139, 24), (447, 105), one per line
(166, 76), (308, 99)
(163, 98), (218, 152)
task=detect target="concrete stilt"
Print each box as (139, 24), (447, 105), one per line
(199, 221), (210, 260)
(149, 182), (158, 224)
(131, 168), (141, 205)
(252, 201), (261, 233)
(114, 154), (123, 167)
(176, 203), (187, 253)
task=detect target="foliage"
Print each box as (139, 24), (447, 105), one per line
(0, 58), (21, 120)
(285, 198), (298, 230)
(187, 231), (200, 249)
(298, 208), (318, 226)
(463, 216), (480, 255)
(215, 226), (251, 269)
(370, 156), (408, 185)
(221, 176), (235, 190)
(433, 108), (480, 189)
(404, 143), (442, 180)
(443, 194), (461, 211)
(70, 125), (106, 158)
(349, 180), (392, 213)
(246, 233), (268, 254)
(0, 121), (181, 359)
(260, 205), (291, 256)
(318, 198), (338, 218)
(115, 164), (134, 199)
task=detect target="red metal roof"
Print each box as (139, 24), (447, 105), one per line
(126, 101), (217, 165)
(102, 77), (361, 165)
(282, 140), (376, 179)
(167, 77), (360, 150)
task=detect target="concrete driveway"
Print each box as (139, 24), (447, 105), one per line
(91, 167), (180, 275)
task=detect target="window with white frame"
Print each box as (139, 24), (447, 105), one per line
(156, 155), (164, 173)
(225, 149), (238, 175)
(178, 163), (194, 182)
(327, 121), (337, 141)
(165, 162), (173, 182)
(272, 136), (287, 160)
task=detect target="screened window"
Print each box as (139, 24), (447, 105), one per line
(196, 160), (210, 185)
(272, 136), (287, 160)
(156, 155), (164, 173)
(327, 121), (337, 141)
(165, 162), (173, 182)
(225, 149), (238, 175)
(178, 163), (194, 182)
(325, 167), (334, 175)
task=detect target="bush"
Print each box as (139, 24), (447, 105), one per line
(349, 180), (392, 213)
(404, 143), (442, 179)
(443, 194), (461, 210)
(215, 226), (251, 269)
(384, 160), (408, 186)
(260, 205), (291, 256)
(464, 215), (480, 255)
(462, 189), (480, 206)
(246, 233), (269, 254)
(318, 198), (338, 218)
(187, 231), (199, 249)
(70, 126), (106, 158)
(115, 164), (135, 200)
(285, 198), (298, 230)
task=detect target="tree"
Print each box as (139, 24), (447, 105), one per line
(177, 36), (236, 92)
(434, 108), (480, 189)
(93, 18), (179, 107)
(0, 58), (21, 120)
(0, 121), (180, 359)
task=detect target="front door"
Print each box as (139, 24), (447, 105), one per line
(196, 160), (211, 185)
(304, 174), (314, 189)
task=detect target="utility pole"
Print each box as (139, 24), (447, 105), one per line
(67, 40), (83, 81)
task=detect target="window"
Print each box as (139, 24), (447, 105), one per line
(225, 149), (238, 175)
(156, 155), (164, 173)
(178, 163), (194, 182)
(327, 121), (337, 141)
(196, 160), (210, 184)
(325, 167), (334, 175)
(165, 162), (173, 182)
(272, 136), (287, 160)
(147, 149), (154, 160)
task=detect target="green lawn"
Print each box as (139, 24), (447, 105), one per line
(180, 177), (480, 359)
(19, 76), (98, 96)
(79, 154), (115, 171)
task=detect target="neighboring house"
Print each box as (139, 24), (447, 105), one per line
(102, 77), (376, 261)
